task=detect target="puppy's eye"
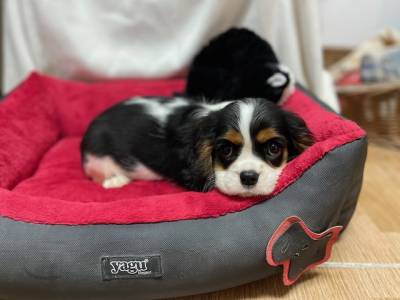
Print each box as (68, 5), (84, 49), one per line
(265, 140), (283, 158)
(220, 144), (233, 158)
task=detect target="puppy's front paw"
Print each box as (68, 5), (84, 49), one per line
(102, 175), (131, 189)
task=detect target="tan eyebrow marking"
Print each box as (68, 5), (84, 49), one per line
(256, 128), (280, 143)
(223, 129), (243, 145)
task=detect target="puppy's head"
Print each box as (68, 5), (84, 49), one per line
(195, 99), (313, 196)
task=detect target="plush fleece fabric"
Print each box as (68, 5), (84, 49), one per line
(0, 72), (366, 225)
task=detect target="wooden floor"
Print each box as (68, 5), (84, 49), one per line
(176, 144), (400, 300)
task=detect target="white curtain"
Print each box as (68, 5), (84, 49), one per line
(3, 0), (339, 110)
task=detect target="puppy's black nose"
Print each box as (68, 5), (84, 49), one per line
(240, 171), (259, 187)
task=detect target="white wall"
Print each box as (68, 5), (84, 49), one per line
(319, 0), (400, 48)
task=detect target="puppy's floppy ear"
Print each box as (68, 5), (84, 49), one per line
(192, 115), (218, 191)
(283, 110), (314, 159)
(178, 114), (218, 192)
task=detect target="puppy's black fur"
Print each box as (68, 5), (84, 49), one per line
(81, 99), (215, 191)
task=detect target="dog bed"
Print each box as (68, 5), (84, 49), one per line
(0, 72), (367, 299)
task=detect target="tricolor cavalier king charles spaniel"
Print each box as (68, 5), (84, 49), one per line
(81, 97), (313, 196)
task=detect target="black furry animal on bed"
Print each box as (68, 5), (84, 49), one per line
(186, 28), (294, 104)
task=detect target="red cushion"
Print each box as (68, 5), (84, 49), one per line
(0, 72), (365, 225)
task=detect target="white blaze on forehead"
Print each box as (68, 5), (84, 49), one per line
(238, 101), (255, 149)
(124, 97), (188, 123)
(233, 102), (264, 174)
(235, 101), (262, 173)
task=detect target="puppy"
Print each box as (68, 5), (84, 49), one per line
(81, 97), (313, 196)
